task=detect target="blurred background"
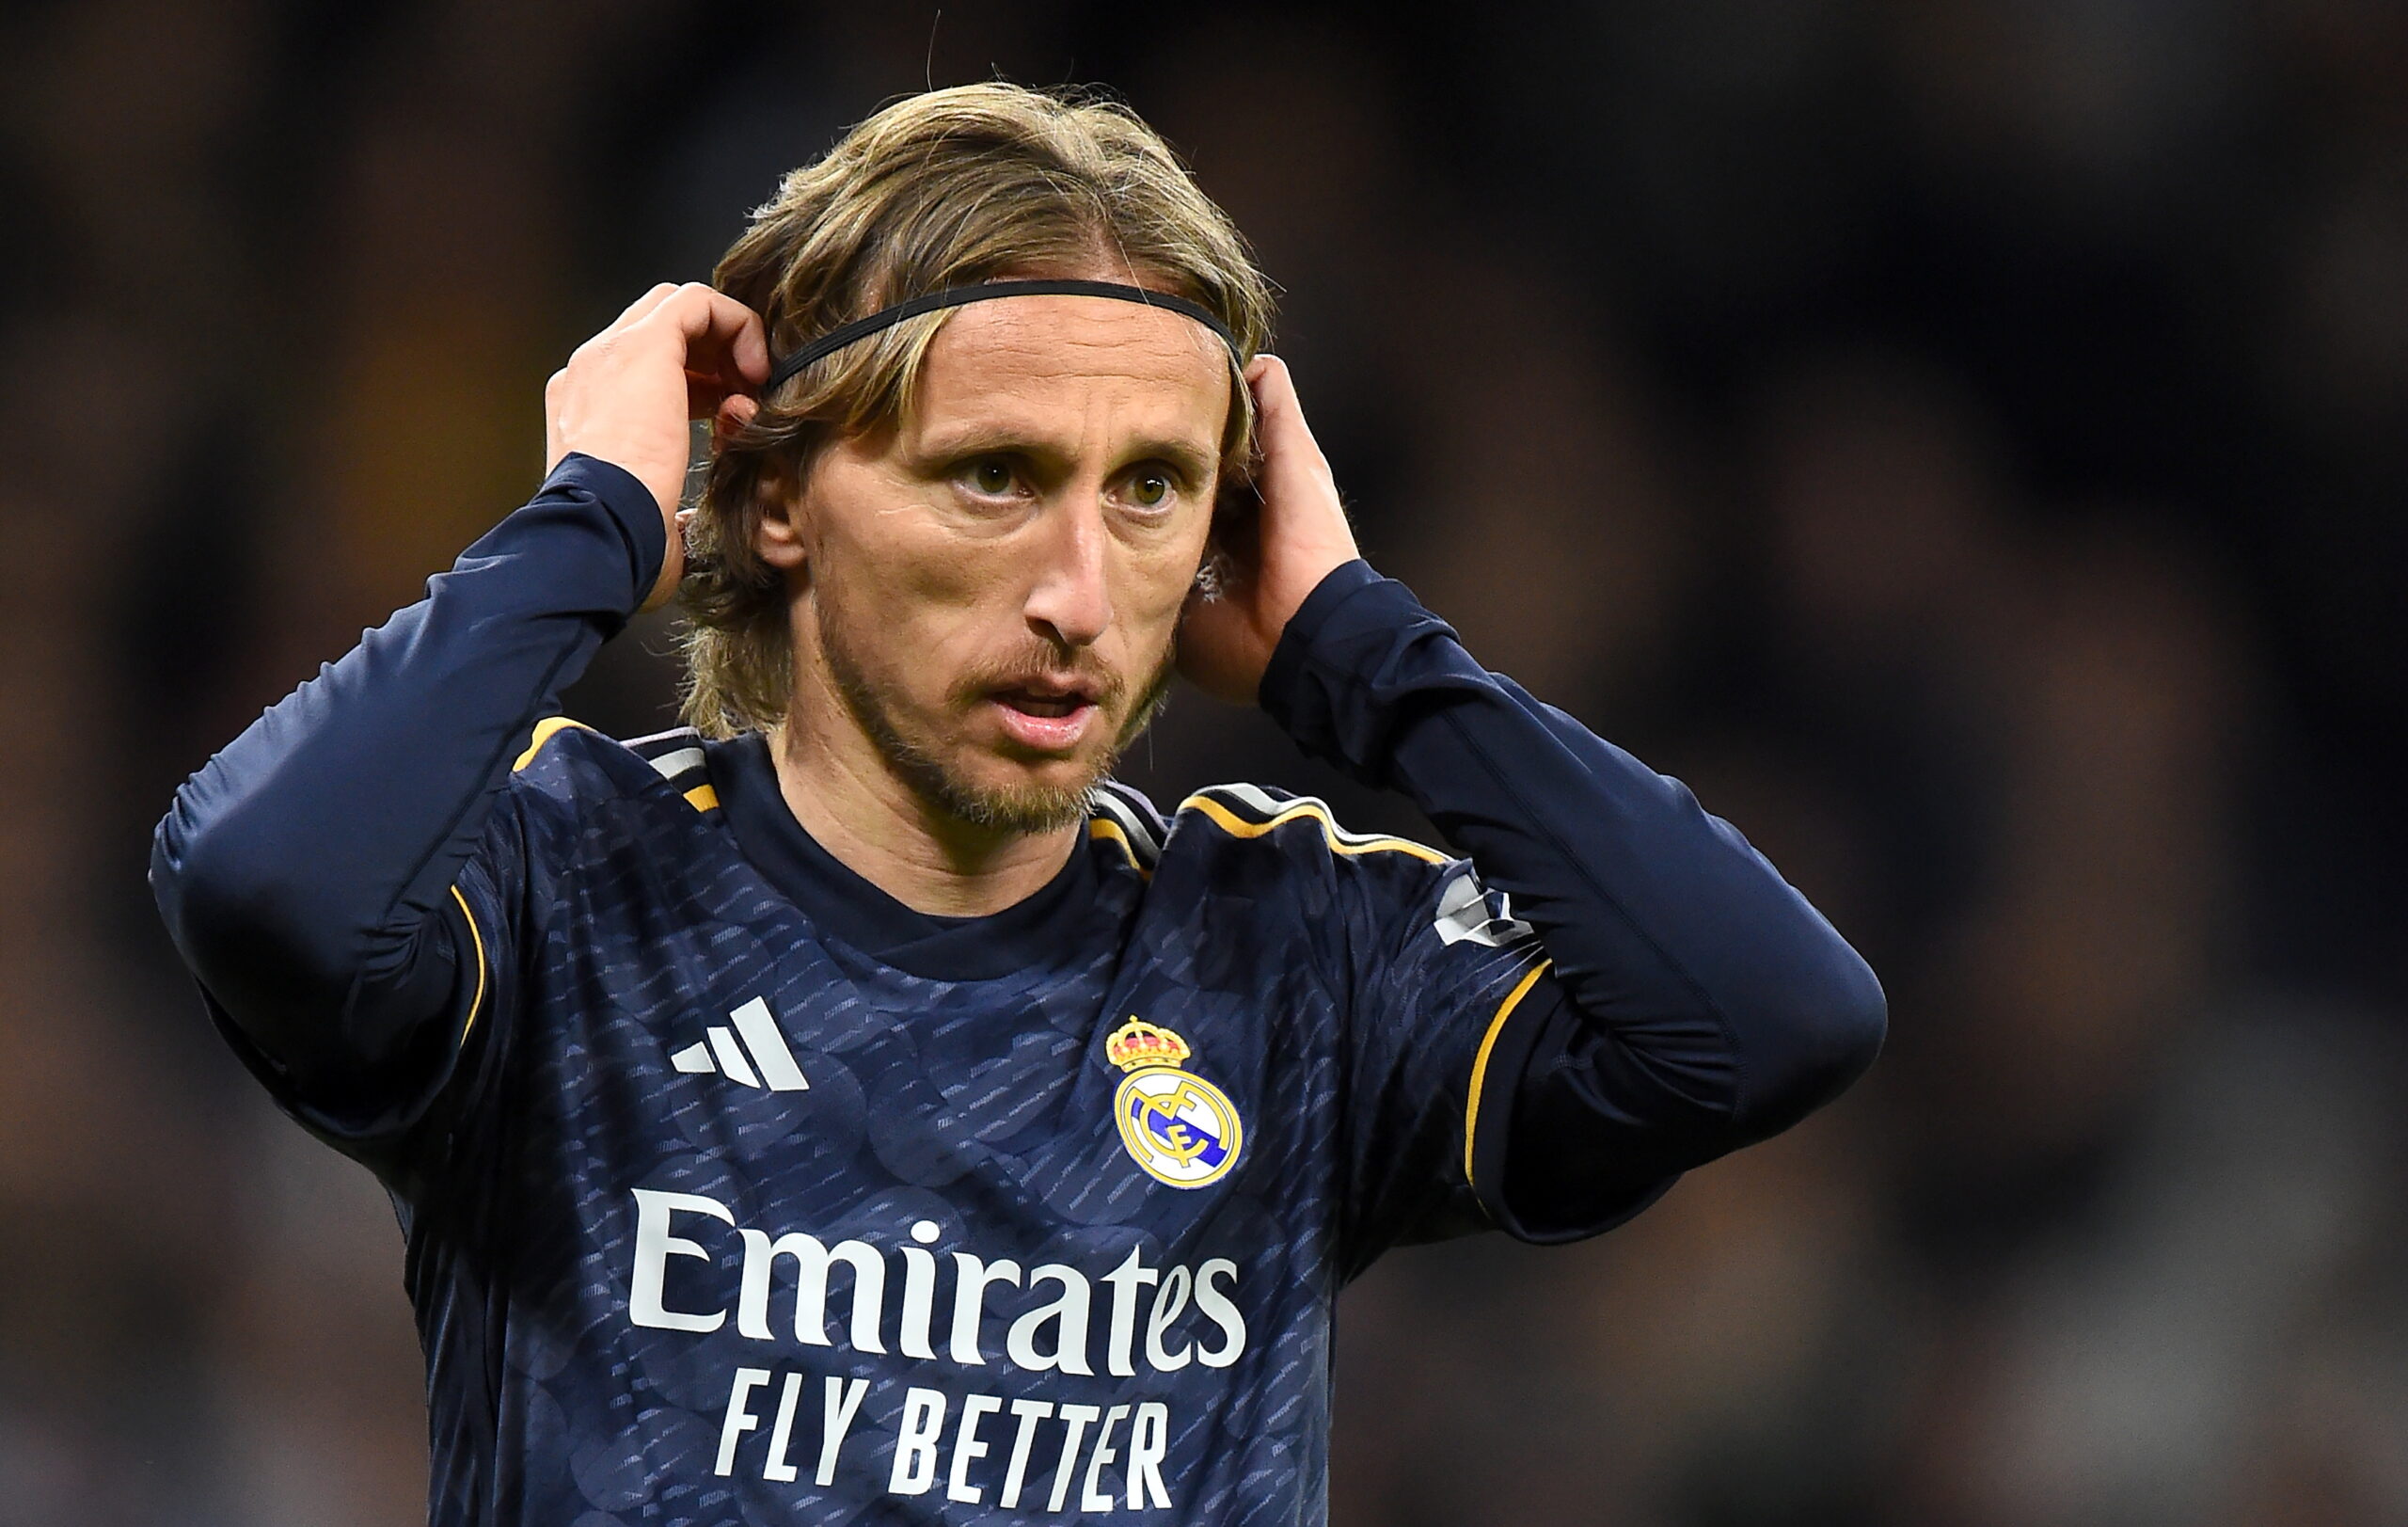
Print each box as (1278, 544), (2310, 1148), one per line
(5, 1), (2407, 1522)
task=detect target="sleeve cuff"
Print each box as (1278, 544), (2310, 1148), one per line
(542, 452), (669, 612)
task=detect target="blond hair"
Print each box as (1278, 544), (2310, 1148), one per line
(679, 83), (1275, 739)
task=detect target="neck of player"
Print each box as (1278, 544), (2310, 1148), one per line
(768, 663), (1079, 920)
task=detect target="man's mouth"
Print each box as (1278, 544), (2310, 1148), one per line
(986, 680), (1104, 753)
(1000, 690), (1086, 718)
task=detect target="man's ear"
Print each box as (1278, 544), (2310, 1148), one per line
(752, 465), (809, 572)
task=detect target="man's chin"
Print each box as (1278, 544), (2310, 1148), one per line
(921, 756), (1106, 835)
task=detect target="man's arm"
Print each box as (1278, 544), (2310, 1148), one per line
(1263, 563), (1885, 1236)
(150, 283), (765, 1115)
(1192, 357), (1883, 1240)
(150, 453), (666, 1096)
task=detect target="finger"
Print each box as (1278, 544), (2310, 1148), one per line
(652, 282), (772, 387)
(611, 281), (683, 331)
(708, 395), (757, 452)
(685, 367), (759, 421)
(1245, 354), (1303, 428)
(1244, 355), (1317, 453)
(689, 294), (770, 389)
(689, 375), (765, 431)
(717, 297), (773, 385)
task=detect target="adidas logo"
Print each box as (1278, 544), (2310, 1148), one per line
(670, 997), (811, 1091)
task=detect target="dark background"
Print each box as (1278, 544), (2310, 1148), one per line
(4, 2), (2406, 1522)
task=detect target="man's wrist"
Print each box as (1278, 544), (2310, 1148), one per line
(1258, 559), (1382, 704)
(540, 452), (671, 614)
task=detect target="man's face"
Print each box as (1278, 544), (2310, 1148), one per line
(784, 294), (1231, 833)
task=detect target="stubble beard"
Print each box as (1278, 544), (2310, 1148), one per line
(816, 597), (1175, 836)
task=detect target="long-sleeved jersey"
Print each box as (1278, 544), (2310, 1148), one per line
(151, 454), (1884, 1526)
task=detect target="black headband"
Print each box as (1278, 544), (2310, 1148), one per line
(763, 278), (1240, 393)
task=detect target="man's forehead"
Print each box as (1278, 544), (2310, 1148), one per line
(919, 294), (1230, 399)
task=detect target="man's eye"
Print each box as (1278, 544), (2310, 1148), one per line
(1129, 472), (1173, 509)
(966, 459), (1017, 496)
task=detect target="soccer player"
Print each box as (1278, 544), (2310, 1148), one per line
(153, 85), (1883, 1525)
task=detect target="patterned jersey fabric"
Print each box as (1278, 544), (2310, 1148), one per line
(337, 725), (1544, 1526)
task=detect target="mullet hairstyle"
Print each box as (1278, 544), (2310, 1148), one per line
(680, 83), (1276, 739)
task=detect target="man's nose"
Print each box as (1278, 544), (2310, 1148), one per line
(1023, 500), (1114, 649)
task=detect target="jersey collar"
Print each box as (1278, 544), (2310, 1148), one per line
(705, 731), (1104, 981)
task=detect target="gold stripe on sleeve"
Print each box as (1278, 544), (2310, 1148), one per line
(450, 883), (489, 1046)
(1462, 959), (1553, 1188)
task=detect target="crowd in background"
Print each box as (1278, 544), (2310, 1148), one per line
(3, 2), (2405, 1523)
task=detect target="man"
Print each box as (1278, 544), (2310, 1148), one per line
(153, 85), (1882, 1525)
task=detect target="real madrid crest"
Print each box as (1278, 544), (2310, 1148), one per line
(1106, 1018), (1243, 1189)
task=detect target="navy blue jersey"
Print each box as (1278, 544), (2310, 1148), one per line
(385, 725), (1546, 1523)
(154, 455), (1884, 1526)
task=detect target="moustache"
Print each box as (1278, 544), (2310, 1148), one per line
(949, 644), (1129, 710)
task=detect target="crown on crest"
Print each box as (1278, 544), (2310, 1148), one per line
(1106, 1018), (1192, 1073)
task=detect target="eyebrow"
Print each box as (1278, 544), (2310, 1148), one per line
(913, 425), (1219, 484)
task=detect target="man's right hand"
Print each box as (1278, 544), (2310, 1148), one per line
(544, 282), (769, 609)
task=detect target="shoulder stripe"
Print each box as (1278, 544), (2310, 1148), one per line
(1179, 785), (1449, 864)
(1093, 777), (1167, 832)
(622, 725), (718, 811)
(625, 724), (704, 751)
(449, 884), (488, 1046)
(625, 725), (706, 773)
(646, 745), (705, 781)
(507, 717), (718, 813)
(512, 716), (593, 771)
(1088, 818), (1151, 877)
(1086, 784), (1164, 869)
(1463, 959), (1553, 1188)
